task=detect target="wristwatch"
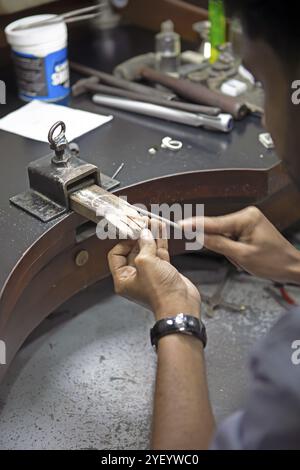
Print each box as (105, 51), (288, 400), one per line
(150, 313), (207, 352)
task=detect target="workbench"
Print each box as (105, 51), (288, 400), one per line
(0, 26), (299, 447)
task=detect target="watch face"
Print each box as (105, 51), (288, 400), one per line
(175, 313), (185, 324)
(151, 314), (206, 351)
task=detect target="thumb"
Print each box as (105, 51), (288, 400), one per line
(180, 212), (247, 238)
(138, 228), (157, 257)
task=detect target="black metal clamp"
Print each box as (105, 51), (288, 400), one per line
(10, 121), (119, 223)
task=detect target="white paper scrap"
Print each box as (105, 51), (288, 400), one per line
(0, 100), (113, 142)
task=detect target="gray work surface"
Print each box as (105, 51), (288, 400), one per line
(1, 254), (299, 450)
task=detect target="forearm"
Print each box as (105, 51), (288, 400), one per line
(151, 334), (215, 450)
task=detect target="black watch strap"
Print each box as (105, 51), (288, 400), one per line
(150, 313), (207, 352)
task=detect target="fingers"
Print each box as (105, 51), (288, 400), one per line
(108, 242), (138, 297)
(226, 256), (243, 271)
(128, 243), (139, 267)
(107, 240), (135, 273)
(179, 207), (262, 238)
(157, 247), (170, 262)
(203, 209), (255, 237)
(110, 222), (170, 275)
(136, 225), (171, 267)
(148, 220), (170, 262)
(204, 233), (246, 259)
(180, 215), (239, 236)
(138, 228), (157, 258)
(178, 216), (204, 233)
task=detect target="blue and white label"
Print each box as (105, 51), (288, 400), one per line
(12, 47), (70, 103)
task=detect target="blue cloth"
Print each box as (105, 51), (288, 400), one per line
(211, 308), (300, 450)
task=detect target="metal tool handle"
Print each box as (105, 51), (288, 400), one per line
(73, 79), (221, 116)
(197, 113), (233, 132)
(70, 62), (175, 101)
(140, 66), (248, 120)
(92, 94), (233, 132)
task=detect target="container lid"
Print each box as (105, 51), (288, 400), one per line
(5, 15), (67, 48)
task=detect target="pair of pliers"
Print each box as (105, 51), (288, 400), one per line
(264, 284), (298, 310)
(200, 266), (246, 318)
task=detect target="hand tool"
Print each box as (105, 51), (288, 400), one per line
(70, 61), (175, 100)
(114, 53), (157, 81)
(199, 265), (246, 318)
(123, 202), (182, 231)
(264, 286), (297, 310)
(139, 66), (249, 120)
(11, 3), (105, 31)
(71, 184), (185, 235)
(92, 94), (234, 132)
(72, 76), (221, 116)
(273, 283), (298, 306)
(69, 184), (147, 239)
(10, 120), (145, 238)
(113, 52), (223, 91)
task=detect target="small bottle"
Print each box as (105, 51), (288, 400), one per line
(155, 20), (181, 75)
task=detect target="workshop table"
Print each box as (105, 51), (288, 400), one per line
(0, 25), (299, 448)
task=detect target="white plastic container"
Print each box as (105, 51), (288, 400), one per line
(5, 15), (70, 103)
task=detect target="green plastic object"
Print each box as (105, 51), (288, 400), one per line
(209, 0), (226, 63)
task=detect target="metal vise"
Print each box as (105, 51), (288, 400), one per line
(10, 121), (117, 223)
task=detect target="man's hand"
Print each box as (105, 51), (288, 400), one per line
(180, 206), (300, 284)
(108, 227), (201, 320)
(108, 225), (214, 450)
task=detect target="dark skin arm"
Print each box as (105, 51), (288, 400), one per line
(108, 227), (215, 450)
(153, 335), (214, 450)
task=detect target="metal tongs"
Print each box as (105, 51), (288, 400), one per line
(11, 3), (105, 31)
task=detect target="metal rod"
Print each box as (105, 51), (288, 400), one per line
(65, 13), (103, 24)
(70, 61), (175, 100)
(111, 163), (125, 180)
(70, 184), (183, 236)
(125, 202), (182, 231)
(141, 66), (249, 120)
(92, 94), (233, 132)
(11, 3), (105, 31)
(73, 80), (221, 116)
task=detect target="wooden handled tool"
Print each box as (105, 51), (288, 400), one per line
(70, 185), (147, 240)
(140, 66), (249, 120)
(70, 61), (175, 100)
(70, 185), (182, 240)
